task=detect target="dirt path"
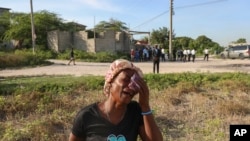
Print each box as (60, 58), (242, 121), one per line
(0, 57), (249, 77)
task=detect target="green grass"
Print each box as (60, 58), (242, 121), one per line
(0, 73), (250, 141)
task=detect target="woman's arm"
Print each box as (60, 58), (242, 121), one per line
(135, 75), (163, 141)
(139, 113), (163, 141)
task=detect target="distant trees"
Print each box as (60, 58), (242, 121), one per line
(149, 27), (222, 54)
(1, 10), (247, 54)
(94, 18), (129, 33)
(150, 27), (171, 49)
(0, 11), (11, 44)
(1, 10), (78, 49)
(233, 38), (247, 44)
(173, 35), (222, 54)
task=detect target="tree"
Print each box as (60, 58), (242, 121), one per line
(234, 38), (247, 44)
(31, 10), (64, 48)
(141, 36), (149, 43)
(195, 35), (213, 53)
(3, 10), (65, 49)
(173, 36), (193, 49)
(173, 35), (223, 54)
(0, 11), (11, 44)
(3, 12), (31, 48)
(150, 27), (170, 48)
(194, 35), (224, 54)
(94, 18), (129, 33)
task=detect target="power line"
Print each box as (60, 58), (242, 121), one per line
(132, 0), (227, 29)
(175, 0), (227, 9)
(132, 10), (169, 29)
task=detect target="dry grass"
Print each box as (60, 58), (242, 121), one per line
(0, 75), (249, 141)
(149, 81), (250, 141)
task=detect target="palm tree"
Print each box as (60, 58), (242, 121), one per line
(94, 18), (129, 33)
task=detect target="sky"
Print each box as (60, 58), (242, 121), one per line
(1, 0), (250, 46)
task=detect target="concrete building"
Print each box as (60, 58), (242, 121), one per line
(0, 7), (10, 15)
(47, 30), (131, 53)
(1, 7), (132, 53)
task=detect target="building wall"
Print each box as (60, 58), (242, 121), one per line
(73, 31), (88, 51)
(58, 31), (72, 51)
(47, 31), (59, 51)
(47, 30), (131, 53)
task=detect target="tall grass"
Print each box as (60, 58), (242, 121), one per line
(0, 73), (249, 141)
(0, 49), (55, 69)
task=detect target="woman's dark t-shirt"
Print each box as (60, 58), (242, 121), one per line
(71, 101), (143, 141)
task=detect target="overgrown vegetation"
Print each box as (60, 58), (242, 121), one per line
(0, 49), (54, 69)
(0, 49), (129, 69)
(57, 49), (129, 62)
(0, 73), (249, 141)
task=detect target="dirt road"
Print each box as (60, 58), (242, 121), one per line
(0, 57), (249, 77)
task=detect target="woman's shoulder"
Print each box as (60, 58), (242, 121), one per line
(76, 103), (99, 116)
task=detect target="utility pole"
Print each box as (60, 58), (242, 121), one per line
(30, 0), (35, 54)
(94, 16), (96, 52)
(169, 0), (173, 61)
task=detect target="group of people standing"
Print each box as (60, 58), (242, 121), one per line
(130, 48), (149, 62)
(130, 46), (167, 63)
(130, 45), (164, 74)
(131, 46), (211, 74)
(176, 48), (196, 62)
(68, 46), (209, 75)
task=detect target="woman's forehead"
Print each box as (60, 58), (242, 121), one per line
(118, 69), (135, 77)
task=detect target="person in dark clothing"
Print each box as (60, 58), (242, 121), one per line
(68, 48), (76, 65)
(69, 59), (163, 141)
(152, 45), (161, 73)
(173, 48), (177, 61)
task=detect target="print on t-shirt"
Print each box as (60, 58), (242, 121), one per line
(107, 134), (126, 141)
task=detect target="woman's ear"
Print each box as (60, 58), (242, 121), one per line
(104, 83), (112, 97)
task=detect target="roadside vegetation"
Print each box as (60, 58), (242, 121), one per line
(0, 49), (55, 69)
(0, 73), (249, 141)
(0, 49), (129, 69)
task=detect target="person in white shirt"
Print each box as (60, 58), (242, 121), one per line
(161, 47), (166, 61)
(191, 49), (196, 62)
(187, 49), (191, 62)
(203, 48), (209, 61)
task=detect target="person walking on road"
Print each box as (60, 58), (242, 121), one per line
(68, 48), (76, 65)
(203, 48), (209, 61)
